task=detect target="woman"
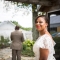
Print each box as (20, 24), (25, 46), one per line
(33, 15), (56, 60)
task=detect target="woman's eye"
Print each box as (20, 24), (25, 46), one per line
(39, 21), (42, 23)
(35, 21), (43, 24)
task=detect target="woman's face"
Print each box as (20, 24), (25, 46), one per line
(35, 17), (48, 31)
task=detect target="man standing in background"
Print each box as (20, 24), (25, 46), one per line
(10, 25), (24, 60)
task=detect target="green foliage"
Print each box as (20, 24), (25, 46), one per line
(53, 37), (60, 43)
(22, 39), (35, 56)
(23, 39), (35, 49)
(18, 3), (31, 8)
(22, 3), (29, 6)
(0, 36), (4, 44)
(32, 4), (37, 12)
(11, 2), (30, 8)
(19, 25), (32, 31)
(12, 21), (19, 26)
(0, 36), (10, 48)
(53, 37), (60, 55)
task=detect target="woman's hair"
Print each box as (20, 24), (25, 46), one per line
(35, 15), (49, 24)
(15, 25), (20, 30)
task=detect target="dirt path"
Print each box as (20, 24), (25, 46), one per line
(0, 47), (35, 60)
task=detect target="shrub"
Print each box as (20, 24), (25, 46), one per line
(22, 39), (35, 56)
(53, 37), (60, 57)
(0, 36), (10, 48)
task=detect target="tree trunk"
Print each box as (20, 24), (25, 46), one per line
(32, 4), (39, 41)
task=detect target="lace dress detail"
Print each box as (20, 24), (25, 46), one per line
(33, 34), (56, 60)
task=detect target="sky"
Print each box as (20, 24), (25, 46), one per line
(0, 0), (32, 28)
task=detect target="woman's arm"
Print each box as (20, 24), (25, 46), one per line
(39, 48), (49, 60)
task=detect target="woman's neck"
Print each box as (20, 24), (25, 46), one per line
(39, 29), (48, 35)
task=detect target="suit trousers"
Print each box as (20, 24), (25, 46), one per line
(12, 49), (21, 60)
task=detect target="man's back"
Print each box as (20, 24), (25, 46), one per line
(10, 30), (24, 50)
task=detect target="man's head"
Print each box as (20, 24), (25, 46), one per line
(15, 25), (20, 30)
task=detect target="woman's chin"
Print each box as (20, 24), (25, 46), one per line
(37, 29), (41, 31)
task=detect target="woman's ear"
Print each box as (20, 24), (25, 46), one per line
(46, 23), (48, 27)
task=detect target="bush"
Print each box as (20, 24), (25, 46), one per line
(53, 37), (60, 42)
(0, 36), (10, 48)
(53, 37), (60, 58)
(22, 39), (35, 57)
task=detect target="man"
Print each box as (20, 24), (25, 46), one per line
(10, 25), (24, 60)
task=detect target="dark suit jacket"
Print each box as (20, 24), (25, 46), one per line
(10, 30), (24, 50)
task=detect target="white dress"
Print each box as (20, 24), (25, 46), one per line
(33, 34), (56, 60)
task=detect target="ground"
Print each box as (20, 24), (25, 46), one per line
(0, 47), (35, 60)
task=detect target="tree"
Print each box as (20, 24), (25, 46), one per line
(2, 1), (32, 16)
(11, 21), (19, 26)
(3, 0), (38, 40)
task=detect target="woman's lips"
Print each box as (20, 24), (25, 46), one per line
(36, 25), (40, 28)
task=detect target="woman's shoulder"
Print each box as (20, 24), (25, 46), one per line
(44, 34), (56, 46)
(42, 34), (53, 40)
